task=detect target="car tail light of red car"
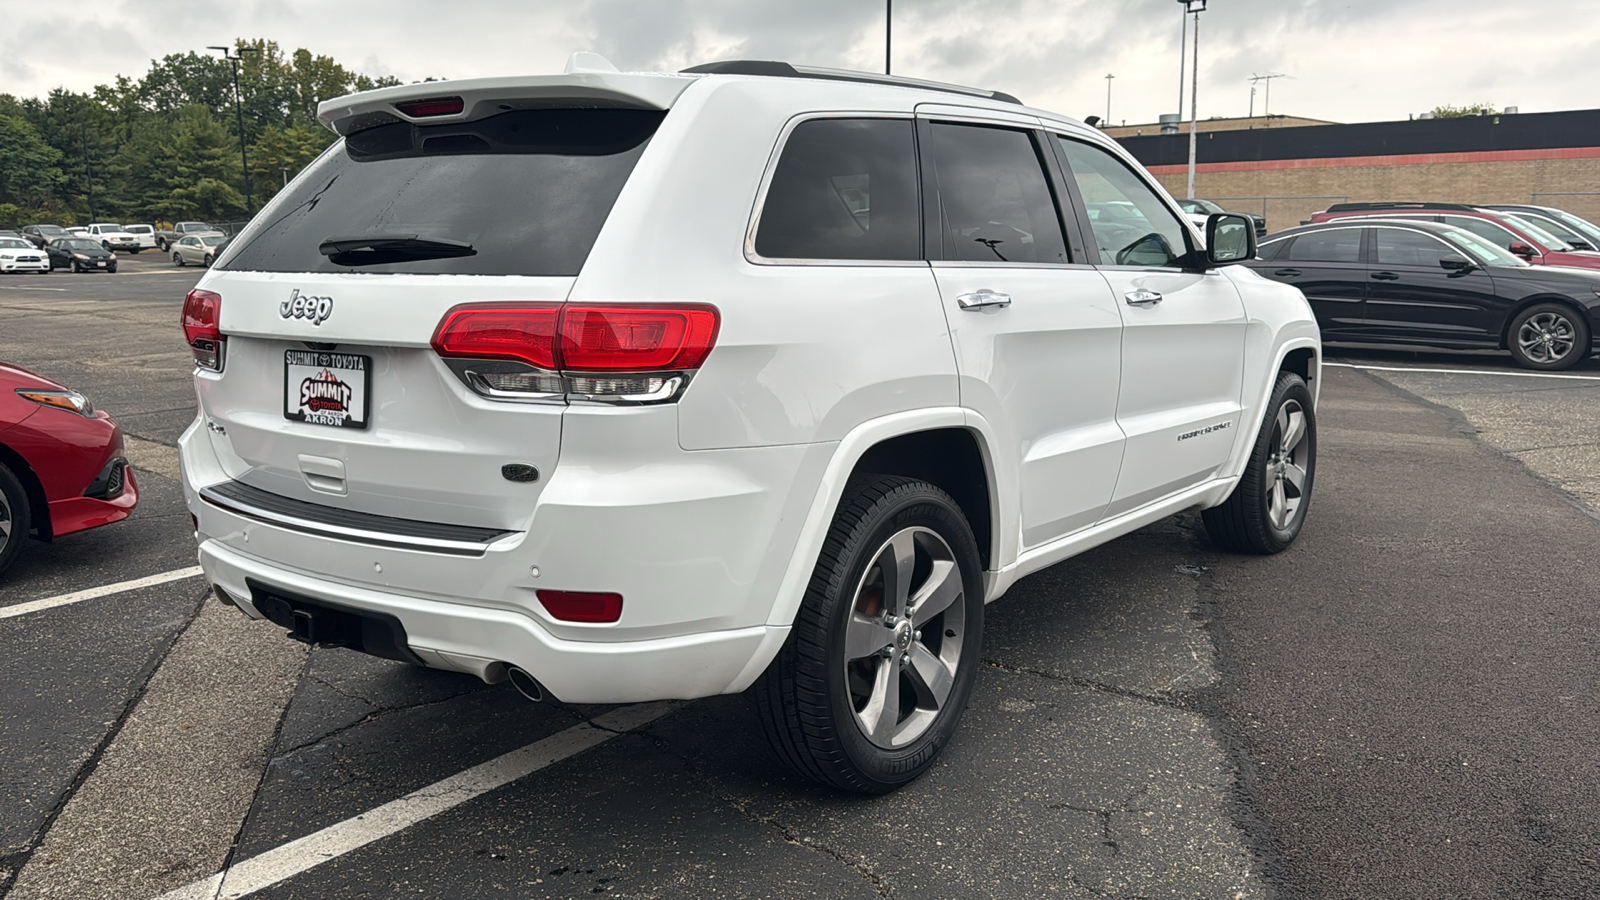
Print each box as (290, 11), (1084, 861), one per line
(182, 289), (225, 371)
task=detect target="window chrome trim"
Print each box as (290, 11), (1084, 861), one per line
(743, 111), (928, 268)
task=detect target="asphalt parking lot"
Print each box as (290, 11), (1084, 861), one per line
(2, 252), (1599, 898)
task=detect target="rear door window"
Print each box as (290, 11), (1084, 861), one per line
(1374, 228), (1456, 266)
(1284, 229), (1362, 263)
(753, 118), (921, 261)
(222, 108), (665, 276)
(928, 123), (1068, 264)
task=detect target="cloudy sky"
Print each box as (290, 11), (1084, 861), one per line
(3, 0), (1597, 125)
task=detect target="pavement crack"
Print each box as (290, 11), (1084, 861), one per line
(981, 658), (1191, 711)
(635, 729), (896, 898)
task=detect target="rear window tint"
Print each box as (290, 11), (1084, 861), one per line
(1284, 229), (1362, 263)
(221, 109), (664, 277)
(754, 118), (920, 261)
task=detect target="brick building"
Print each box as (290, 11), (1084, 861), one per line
(1113, 108), (1600, 234)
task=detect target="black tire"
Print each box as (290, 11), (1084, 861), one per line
(130, 248), (141, 254)
(173, 252), (184, 267)
(203, 254), (213, 268)
(1203, 370), (1316, 554)
(754, 476), (984, 793)
(1507, 302), (1589, 371)
(0, 462), (31, 578)
(71, 261), (82, 273)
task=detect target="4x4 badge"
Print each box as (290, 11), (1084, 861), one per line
(281, 289), (333, 326)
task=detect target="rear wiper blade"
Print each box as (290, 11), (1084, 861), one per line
(318, 234), (476, 265)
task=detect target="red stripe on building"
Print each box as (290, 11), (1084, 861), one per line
(1144, 146), (1600, 175)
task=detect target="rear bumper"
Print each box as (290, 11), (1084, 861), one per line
(200, 539), (789, 703)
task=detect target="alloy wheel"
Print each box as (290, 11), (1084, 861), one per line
(1265, 399), (1310, 531)
(0, 492), (12, 557)
(1517, 311), (1576, 364)
(842, 526), (967, 749)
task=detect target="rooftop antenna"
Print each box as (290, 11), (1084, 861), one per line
(1249, 73), (1287, 118)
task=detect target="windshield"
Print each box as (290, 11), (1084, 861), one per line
(36, 226), (65, 235)
(61, 239), (102, 251)
(223, 108), (664, 276)
(0, 239), (32, 249)
(126, 225), (152, 234)
(92, 224), (123, 231)
(1546, 210), (1600, 247)
(201, 235), (228, 246)
(1502, 215), (1572, 251)
(1439, 228), (1529, 267)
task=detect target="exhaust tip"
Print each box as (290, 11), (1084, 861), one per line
(506, 666), (545, 702)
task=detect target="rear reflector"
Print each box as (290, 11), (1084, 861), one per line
(182, 289), (225, 370)
(395, 96), (465, 117)
(536, 590), (623, 623)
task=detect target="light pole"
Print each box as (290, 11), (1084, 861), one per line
(1176, 0), (1188, 126)
(885, 0), (892, 75)
(1183, 0), (1206, 200)
(1105, 73), (1114, 124)
(208, 44), (260, 216)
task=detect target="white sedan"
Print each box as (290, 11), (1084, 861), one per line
(171, 233), (230, 267)
(0, 237), (51, 274)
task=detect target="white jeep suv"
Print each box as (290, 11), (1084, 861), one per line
(180, 55), (1320, 793)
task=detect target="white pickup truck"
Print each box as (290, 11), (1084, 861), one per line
(86, 223), (142, 253)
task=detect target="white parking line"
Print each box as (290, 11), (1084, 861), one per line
(1326, 362), (1600, 382)
(0, 285), (68, 291)
(0, 566), (204, 619)
(158, 702), (678, 900)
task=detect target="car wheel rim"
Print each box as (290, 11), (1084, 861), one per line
(1266, 399), (1310, 531)
(1517, 312), (1575, 363)
(842, 526), (967, 749)
(0, 492), (12, 556)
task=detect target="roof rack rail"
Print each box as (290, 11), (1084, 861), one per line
(681, 60), (1022, 106)
(1325, 201), (1481, 213)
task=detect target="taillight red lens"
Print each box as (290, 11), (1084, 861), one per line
(182, 289), (221, 345)
(395, 97), (464, 117)
(536, 590), (623, 623)
(431, 304), (562, 369)
(559, 305), (720, 371)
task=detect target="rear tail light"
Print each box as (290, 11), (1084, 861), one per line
(536, 590), (624, 623)
(182, 289), (225, 371)
(395, 97), (465, 117)
(431, 303), (720, 404)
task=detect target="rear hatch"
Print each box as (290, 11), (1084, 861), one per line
(192, 98), (673, 532)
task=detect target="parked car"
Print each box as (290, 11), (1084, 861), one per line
(171, 233), (229, 267)
(45, 237), (118, 273)
(1307, 202), (1600, 271)
(156, 222), (221, 251)
(1178, 198), (1267, 238)
(0, 362), (139, 577)
(1250, 218), (1599, 370)
(180, 56), (1320, 793)
(21, 224), (67, 249)
(85, 223), (141, 253)
(64, 227), (88, 237)
(0, 237), (51, 274)
(123, 224), (159, 251)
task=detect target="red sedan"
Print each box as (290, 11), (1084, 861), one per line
(0, 362), (139, 576)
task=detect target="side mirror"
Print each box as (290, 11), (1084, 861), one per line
(1440, 256), (1475, 272)
(1205, 213), (1257, 266)
(1509, 241), (1537, 259)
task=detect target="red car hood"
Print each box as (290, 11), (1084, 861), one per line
(0, 361), (68, 392)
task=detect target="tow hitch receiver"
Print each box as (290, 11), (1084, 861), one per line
(247, 578), (423, 665)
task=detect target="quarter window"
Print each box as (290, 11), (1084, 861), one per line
(1056, 137), (1190, 267)
(1284, 229), (1362, 263)
(1373, 228), (1457, 266)
(927, 123), (1068, 264)
(753, 118), (921, 261)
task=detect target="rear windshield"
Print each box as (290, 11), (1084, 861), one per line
(222, 108), (664, 277)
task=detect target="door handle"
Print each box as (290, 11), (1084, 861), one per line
(1370, 272), (1400, 281)
(1124, 289), (1163, 307)
(957, 289), (1012, 310)
(1273, 268), (1302, 277)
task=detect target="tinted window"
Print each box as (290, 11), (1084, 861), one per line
(1056, 137), (1189, 267)
(929, 123), (1068, 264)
(754, 118), (920, 261)
(0, 239), (31, 249)
(1285, 229), (1362, 263)
(1374, 229), (1457, 266)
(222, 109), (664, 276)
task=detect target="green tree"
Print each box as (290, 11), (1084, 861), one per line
(0, 114), (66, 217)
(1430, 103), (1498, 119)
(250, 124), (334, 201)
